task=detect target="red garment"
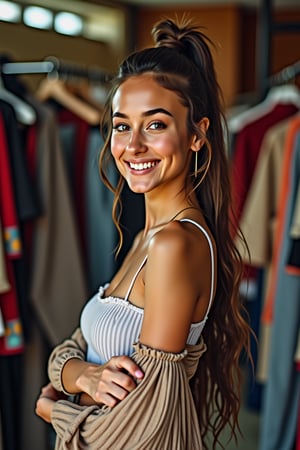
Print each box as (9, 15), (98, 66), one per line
(0, 113), (24, 355)
(0, 115), (22, 259)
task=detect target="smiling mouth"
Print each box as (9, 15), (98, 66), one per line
(129, 161), (159, 171)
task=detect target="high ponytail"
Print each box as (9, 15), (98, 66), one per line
(153, 17), (216, 76)
(99, 18), (251, 449)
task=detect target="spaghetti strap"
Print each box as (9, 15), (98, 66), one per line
(124, 255), (148, 302)
(180, 219), (215, 318)
(124, 218), (215, 315)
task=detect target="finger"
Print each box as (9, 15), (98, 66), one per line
(95, 374), (132, 402)
(111, 370), (138, 391)
(97, 392), (123, 408)
(95, 385), (126, 405)
(107, 380), (131, 402)
(114, 356), (144, 379)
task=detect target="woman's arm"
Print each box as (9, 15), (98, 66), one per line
(38, 222), (210, 447)
(48, 342), (205, 449)
(48, 327), (87, 393)
(140, 220), (210, 352)
(47, 327), (143, 407)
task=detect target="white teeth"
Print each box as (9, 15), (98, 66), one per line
(129, 161), (157, 170)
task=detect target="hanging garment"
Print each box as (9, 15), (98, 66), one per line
(28, 99), (87, 346)
(231, 102), (299, 223)
(0, 110), (24, 450)
(20, 96), (87, 450)
(84, 127), (117, 294)
(236, 119), (292, 385)
(236, 118), (291, 267)
(0, 218), (9, 295)
(0, 111), (24, 355)
(287, 181), (300, 273)
(57, 108), (90, 263)
(259, 117), (300, 450)
(230, 103), (299, 413)
(0, 100), (41, 342)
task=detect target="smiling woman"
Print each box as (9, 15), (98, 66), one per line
(35, 17), (252, 450)
(110, 74), (205, 196)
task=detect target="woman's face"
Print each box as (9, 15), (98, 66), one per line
(111, 74), (200, 196)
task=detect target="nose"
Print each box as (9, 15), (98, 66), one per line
(125, 130), (146, 153)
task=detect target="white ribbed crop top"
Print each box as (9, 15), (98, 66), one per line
(81, 219), (215, 364)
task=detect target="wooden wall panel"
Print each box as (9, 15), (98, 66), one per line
(134, 5), (300, 107)
(135, 5), (244, 107)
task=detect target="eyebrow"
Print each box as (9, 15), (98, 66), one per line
(112, 108), (173, 119)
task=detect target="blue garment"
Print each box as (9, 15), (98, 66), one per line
(259, 132), (300, 450)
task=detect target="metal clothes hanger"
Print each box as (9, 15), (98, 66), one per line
(0, 73), (36, 125)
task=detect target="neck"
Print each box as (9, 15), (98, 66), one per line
(143, 204), (199, 236)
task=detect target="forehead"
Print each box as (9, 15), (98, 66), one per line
(112, 74), (184, 112)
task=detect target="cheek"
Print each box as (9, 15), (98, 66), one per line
(110, 135), (124, 161)
(150, 135), (178, 156)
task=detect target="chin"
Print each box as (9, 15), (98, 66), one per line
(129, 187), (147, 194)
(127, 182), (151, 194)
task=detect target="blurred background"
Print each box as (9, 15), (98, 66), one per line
(0, 0), (299, 449)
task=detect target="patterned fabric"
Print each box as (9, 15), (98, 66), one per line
(0, 112), (24, 355)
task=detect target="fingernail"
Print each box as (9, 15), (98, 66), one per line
(135, 370), (143, 378)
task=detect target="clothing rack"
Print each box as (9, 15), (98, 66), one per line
(256, 0), (300, 97)
(268, 59), (300, 87)
(1, 56), (112, 83)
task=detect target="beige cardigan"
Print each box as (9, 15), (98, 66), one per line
(48, 328), (207, 449)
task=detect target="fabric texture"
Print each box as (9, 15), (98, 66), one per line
(0, 112), (24, 355)
(259, 120), (300, 450)
(80, 218), (215, 365)
(0, 218), (10, 295)
(49, 329), (207, 450)
(28, 101), (87, 346)
(231, 103), (298, 223)
(236, 119), (290, 267)
(84, 128), (117, 294)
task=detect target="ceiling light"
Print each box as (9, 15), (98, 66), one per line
(23, 6), (53, 30)
(54, 12), (83, 36)
(0, 1), (21, 22)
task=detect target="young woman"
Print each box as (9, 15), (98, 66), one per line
(36, 17), (251, 450)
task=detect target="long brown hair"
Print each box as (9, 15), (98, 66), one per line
(99, 17), (252, 450)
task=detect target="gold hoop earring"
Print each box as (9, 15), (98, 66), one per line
(194, 151), (198, 178)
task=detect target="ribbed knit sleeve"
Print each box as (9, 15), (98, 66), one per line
(51, 339), (206, 450)
(48, 327), (87, 394)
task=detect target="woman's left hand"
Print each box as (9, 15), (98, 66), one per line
(35, 383), (67, 423)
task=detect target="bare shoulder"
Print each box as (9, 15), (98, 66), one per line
(140, 219), (215, 352)
(148, 219), (213, 270)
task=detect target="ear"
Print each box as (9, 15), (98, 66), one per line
(190, 117), (210, 151)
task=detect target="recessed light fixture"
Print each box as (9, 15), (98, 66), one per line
(0, 1), (21, 22)
(54, 12), (83, 36)
(23, 6), (53, 30)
